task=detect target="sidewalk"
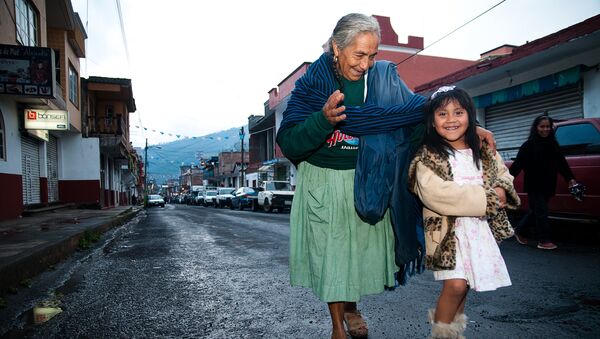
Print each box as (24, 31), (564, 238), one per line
(0, 205), (142, 294)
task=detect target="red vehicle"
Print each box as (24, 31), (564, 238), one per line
(506, 118), (600, 224)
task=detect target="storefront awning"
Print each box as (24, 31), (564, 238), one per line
(258, 165), (273, 172)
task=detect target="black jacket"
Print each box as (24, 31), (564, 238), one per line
(509, 137), (574, 195)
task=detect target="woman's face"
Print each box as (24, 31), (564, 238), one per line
(536, 118), (552, 138)
(333, 32), (378, 81)
(433, 99), (469, 149)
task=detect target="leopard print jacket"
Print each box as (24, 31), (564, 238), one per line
(408, 143), (520, 271)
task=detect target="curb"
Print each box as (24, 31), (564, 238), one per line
(0, 207), (141, 295)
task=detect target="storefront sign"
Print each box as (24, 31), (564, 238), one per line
(24, 109), (69, 131)
(0, 44), (55, 97)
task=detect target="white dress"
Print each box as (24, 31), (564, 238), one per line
(433, 149), (512, 292)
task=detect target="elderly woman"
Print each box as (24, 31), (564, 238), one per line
(277, 13), (491, 338)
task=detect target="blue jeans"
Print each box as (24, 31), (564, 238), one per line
(516, 191), (552, 243)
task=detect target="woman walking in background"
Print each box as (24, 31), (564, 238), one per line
(509, 115), (577, 250)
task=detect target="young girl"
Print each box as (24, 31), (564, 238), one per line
(408, 86), (520, 338)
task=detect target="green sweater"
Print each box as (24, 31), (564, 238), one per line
(277, 77), (364, 170)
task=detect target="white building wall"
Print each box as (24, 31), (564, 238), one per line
(0, 100), (21, 175)
(583, 68), (600, 118)
(60, 135), (100, 180)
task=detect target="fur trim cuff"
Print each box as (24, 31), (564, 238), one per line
(485, 187), (499, 218)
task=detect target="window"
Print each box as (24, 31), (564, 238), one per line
(0, 110), (5, 160)
(15, 0), (38, 46)
(105, 104), (114, 127)
(68, 65), (78, 105)
(555, 123), (600, 147)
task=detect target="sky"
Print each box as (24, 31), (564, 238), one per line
(70, 0), (600, 148)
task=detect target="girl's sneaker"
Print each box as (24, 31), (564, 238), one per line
(537, 242), (558, 250)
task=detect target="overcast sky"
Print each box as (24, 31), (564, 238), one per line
(70, 0), (600, 148)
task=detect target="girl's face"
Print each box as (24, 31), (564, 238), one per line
(536, 119), (552, 138)
(333, 32), (378, 81)
(433, 99), (469, 149)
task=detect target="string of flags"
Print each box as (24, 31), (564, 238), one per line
(133, 125), (238, 140)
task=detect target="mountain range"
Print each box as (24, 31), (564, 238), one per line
(136, 126), (247, 183)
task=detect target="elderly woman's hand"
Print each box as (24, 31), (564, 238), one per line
(476, 126), (497, 153)
(494, 186), (507, 209)
(322, 90), (347, 126)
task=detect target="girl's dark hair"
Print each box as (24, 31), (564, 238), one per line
(422, 86), (481, 168)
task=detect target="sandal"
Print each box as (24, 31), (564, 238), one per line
(343, 311), (368, 338)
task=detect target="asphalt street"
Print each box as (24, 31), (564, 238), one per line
(1, 204), (599, 338)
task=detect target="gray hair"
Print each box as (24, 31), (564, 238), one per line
(324, 13), (381, 54)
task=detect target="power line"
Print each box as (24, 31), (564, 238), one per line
(396, 0), (507, 66)
(114, 0), (131, 70)
(112, 0), (145, 141)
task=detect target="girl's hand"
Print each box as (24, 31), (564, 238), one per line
(494, 186), (507, 209)
(476, 126), (496, 153)
(322, 90), (347, 126)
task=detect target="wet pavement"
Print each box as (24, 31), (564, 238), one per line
(0, 205), (140, 294)
(0, 204), (599, 338)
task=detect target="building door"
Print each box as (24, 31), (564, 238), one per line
(47, 135), (59, 202)
(21, 135), (41, 205)
(485, 85), (583, 160)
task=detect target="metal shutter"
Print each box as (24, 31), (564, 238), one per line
(47, 135), (59, 202)
(21, 135), (41, 205)
(485, 85), (582, 160)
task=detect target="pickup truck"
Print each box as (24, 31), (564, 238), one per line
(257, 180), (294, 212)
(506, 118), (600, 224)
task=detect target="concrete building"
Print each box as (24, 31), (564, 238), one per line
(81, 76), (139, 208)
(415, 14), (600, 160)
(0, 0), (138, 220)
(0, 0), (87, 220)
(217, 151), (248, 188)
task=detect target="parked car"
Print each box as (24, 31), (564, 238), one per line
(193, 193), (204, 206)
(147, 194), (165, 208)
(215, 187), (236, 208)
(506, 118), (600, 224)
(201, 190), (218, 207)
(230, 187), (262, 211)
(257, 180), (294, 212)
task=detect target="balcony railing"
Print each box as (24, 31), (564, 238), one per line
(87, 114), (125, 136)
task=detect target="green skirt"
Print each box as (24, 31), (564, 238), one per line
(289, 161), (398, 302)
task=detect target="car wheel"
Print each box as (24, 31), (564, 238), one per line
(263, 199), (273, 213)
(160, 204), (165, 208)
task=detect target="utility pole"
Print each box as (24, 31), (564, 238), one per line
(144, 138), (148, 207)
(239, 127), (245, 188)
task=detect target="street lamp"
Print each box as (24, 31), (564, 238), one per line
(239, 127), (245, 187)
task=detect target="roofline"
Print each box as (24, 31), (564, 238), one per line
(415, 14), (600, 93)
(277, 61), (312, 88)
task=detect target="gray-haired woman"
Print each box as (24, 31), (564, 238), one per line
(277, 13), (494, 338)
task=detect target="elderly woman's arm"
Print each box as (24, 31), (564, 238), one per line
(276, 110), (335, 163)
(337, 95), (426, 136)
